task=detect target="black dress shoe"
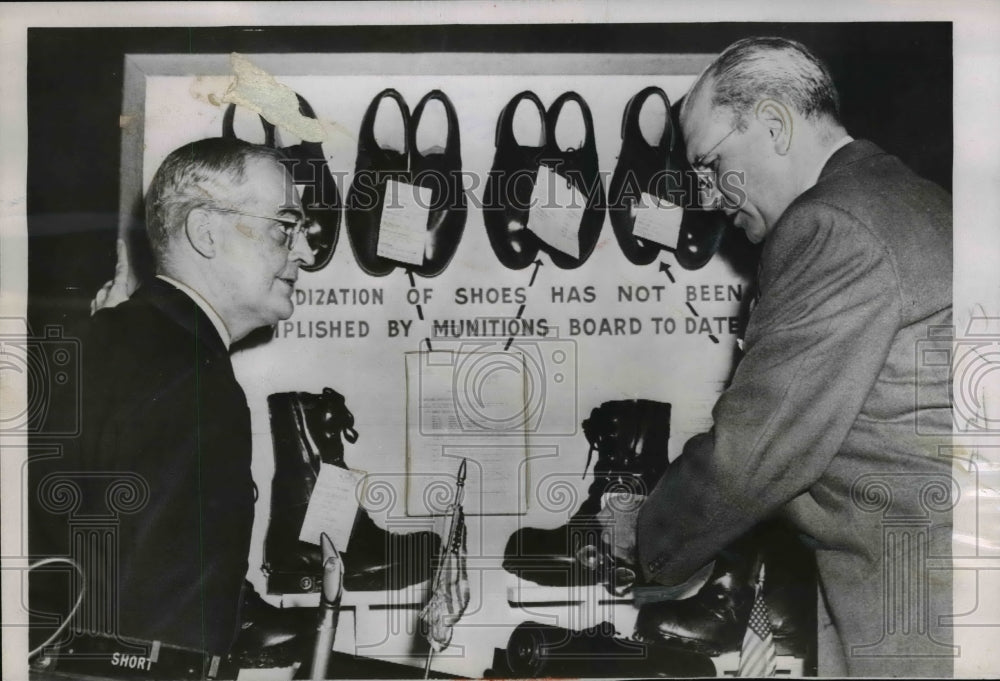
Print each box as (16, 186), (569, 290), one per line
(483, 90), (547, 270)
(222, 95), (341, 272)
(346, 88), (411, 277)
(408, 90), (466, 277)
(609, 86), (676, 266)
(669, 98), (728, 270)
(634, 523), (814, 657)
(541, 92), (606, 269)
(634, 553), (756, 656)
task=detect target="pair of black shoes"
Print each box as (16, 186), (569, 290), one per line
(484, 91), (606, 270)
(608, 86), (727, 270)
(346, 89), (466, 277)
(222, 95), (340, 272)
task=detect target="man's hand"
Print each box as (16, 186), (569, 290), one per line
(90, 239), (137, 315)
(596, 492), (645, 564)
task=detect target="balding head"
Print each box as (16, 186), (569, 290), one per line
(679, 37), (850, 244)
(682, 37), (841, 133)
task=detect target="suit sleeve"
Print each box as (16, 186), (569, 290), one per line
(638, 200), (902, 583)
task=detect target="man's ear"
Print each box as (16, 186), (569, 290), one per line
(184, 208), (217, 258)
(754, 99), (793, 156)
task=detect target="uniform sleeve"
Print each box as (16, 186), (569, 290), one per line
(638, 200), (902, 584)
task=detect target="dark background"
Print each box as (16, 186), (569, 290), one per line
(26, 22), (952, 336)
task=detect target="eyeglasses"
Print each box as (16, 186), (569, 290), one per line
(691, 125), (740, 210)
(204, 206), (309, 250)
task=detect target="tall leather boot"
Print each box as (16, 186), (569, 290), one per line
(502, 399), (670, 590)
(263, 388), (441, 593)
(634, 521), (813, 657)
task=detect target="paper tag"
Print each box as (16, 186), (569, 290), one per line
(299, 463), (365, 551)
(527, 164), (585, 259)
(377, 179), (433, 265)
(632, 191), (683, 248)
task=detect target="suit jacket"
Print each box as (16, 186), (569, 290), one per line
(72, 277), (254, 654)
(637, 140), (953, 676)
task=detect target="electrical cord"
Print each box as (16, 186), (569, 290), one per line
(27, 557), (85, 659)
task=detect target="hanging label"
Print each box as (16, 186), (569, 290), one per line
(377, 179), (433, 265)
(299, 463), (366, 550)
(527, 164), (585, 259)
(632, 191), (683, 248)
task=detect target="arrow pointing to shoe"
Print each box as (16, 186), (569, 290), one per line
(658, 261), (675, 284)
(528, 259), (543, 287)
(404, 269), (423, 319)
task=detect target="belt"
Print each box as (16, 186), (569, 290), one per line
(38, 632), (225, 680)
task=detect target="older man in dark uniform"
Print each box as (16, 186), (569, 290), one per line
(61, 138), (314, 670)
(636, 38), (953, 677)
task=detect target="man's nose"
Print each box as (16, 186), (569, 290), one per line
(289, 229), (316, 268)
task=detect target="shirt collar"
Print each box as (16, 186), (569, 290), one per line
(155, 274), (232, 349)
(804, 135), (854, 191)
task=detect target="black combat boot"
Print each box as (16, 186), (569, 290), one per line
(263, 388), (441, 593)
(502, 399), (671, 591)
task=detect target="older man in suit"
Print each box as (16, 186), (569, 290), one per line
(636, 37), (953, 676)
(59, 137), (315, 671)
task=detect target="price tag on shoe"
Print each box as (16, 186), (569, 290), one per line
(527, 164), (585, 259)
(632, 191), (683, 248)
(299, 463), (366, 551)
(377, 179), (433, 265)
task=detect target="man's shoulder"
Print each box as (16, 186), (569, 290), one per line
(799, 140), (950, 226)
(90, 287), (178, 340)
(86, 285), (201, 371)
(763, 140), (952, 312)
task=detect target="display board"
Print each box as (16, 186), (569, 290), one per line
(125, 52), (754, 675)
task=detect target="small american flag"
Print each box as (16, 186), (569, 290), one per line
(420, 506), (470, 652)
(737, 564), (777, 677)
(420, 461), (471, 655)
